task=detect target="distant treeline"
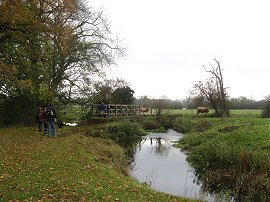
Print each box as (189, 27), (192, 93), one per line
(134, 96), (264, 110)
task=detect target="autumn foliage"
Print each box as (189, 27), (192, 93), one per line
(0, 0), (122, 124)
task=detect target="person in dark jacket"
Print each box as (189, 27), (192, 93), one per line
(36, 107), (45, 132)
(45, 104), (57, 138)
(99, 101), (106, 118)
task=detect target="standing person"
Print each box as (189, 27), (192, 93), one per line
(45, 103), (57, 138)
(99, 101), (106, 118)
(36, 107), (45, 132)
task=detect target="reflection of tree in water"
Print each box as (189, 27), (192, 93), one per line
(150, 137), (171, 157)
(119, 136), (173, 163)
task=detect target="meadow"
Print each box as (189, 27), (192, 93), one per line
(1, 108), (268, 201)
(0, 125), (192, 201)
(162, 109), (262, 118)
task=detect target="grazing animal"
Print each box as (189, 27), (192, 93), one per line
(140, 107), (149, 115)
(197, 107), (209, 115)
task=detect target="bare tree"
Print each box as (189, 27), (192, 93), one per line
(153, 96), (168, 116)
(193, 59), (229, 117)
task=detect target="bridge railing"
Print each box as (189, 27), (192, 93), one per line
(89, 104), (141, 119)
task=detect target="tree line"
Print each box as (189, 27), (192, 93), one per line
(135, 96), (266, 110)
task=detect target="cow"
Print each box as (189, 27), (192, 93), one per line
(197, 107), (209, 115)
(140, 107), (149, 115)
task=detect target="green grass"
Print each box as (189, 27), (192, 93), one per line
(229, 109), (262, 118)
(162, 109), (262, 118)
(0, 126), (193, 201)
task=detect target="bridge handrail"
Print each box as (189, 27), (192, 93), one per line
(89, 104), (141, 119)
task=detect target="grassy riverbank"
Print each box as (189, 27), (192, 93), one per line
(0, 125), (193, 202)
(176, 116), (270, 201)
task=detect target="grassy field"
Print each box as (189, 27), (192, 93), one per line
(0, 126), (193, 202)
(161, 109), (262, 118)
(58, 105), (263, 122)
(2, 108), (267, 201)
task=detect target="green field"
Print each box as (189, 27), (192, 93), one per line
(1, 108), (268, 201)
(162, 109), (262, 118)
(58, 106), (263, 122)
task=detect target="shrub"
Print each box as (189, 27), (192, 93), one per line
(141, 118), (162, 131)
(156, 114), (176, 129)
(172, 116), (194, 133)
(104, 122), (146, 143)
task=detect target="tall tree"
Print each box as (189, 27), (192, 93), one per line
(111, 86), (135, 104)
(0, 0), (123, 124)
(39, 0), (124, 99)
(0, 0), (123, 100)
(90, 78), (129, 104)
(0, 0), (44, 95)
(193, 59), (229, 117)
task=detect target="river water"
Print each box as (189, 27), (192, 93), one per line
(130, 129), (214, 201)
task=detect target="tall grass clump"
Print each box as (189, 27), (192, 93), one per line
(193, 119), (211, 132)
(172, 116), (194, 133)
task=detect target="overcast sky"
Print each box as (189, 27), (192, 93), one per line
(89, 0), (269, 101)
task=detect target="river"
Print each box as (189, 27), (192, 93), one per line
(130, 129), (215, 201)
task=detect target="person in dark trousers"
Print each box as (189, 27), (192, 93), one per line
(99, 101), (106, 118)
(45, 104), (57, 138)
(36, 107), (45, 132)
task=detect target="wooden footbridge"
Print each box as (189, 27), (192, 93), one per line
(88, 104), (150, 119)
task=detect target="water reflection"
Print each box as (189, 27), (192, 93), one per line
(130, 129), (213, 200)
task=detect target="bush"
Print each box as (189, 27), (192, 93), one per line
(141, 118), (162, 131)
(172, 116), (194, 133)
(156, 115), (176, 129)
(104, 122), (146, 143)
